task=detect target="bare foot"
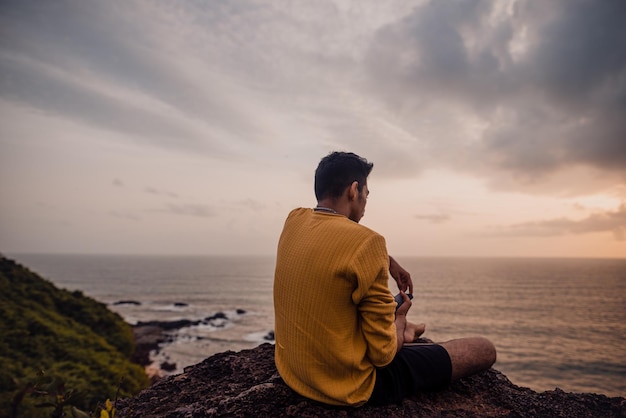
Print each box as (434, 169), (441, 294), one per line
(404, 322), (426, 343)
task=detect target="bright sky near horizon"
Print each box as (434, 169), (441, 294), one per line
(1, 0), (625, 258)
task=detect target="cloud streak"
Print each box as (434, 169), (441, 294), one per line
(0, 0), (287, 157)
(414, 213), (451, 224)
(156, 204), (217, 219)
(489, 204), (626, 240)
(144, 187), (179, 199)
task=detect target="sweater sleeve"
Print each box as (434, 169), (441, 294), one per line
(350, 233), (397, 367)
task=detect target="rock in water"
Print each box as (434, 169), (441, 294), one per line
(117, 343), (625, 418)
(113, 300), (142, 305)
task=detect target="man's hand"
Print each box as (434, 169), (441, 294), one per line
(394, 291), (412, 352)
(389, 256), (414, 294)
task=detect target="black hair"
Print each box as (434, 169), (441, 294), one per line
(314, 151), (374, 200)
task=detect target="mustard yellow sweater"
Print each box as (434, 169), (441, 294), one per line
(274, 208), (397, 406)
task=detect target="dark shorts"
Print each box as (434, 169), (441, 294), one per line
(368, 344), (452, 405)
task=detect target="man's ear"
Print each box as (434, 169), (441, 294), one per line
(348, 181), (359, 201)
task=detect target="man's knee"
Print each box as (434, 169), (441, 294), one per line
(471, 336), (497, 366)
(440, 337), (496, 381)
(482, 338), (497, 370)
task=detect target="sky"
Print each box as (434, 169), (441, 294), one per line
(1, 0), (625, 258)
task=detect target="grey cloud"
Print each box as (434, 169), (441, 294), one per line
(3, 0), (625, 193)
(109, 210), (140, 221)
(363, 0), (626, 186)
(143, 187), (178, 198)
(488, 204), (626, 240)
(159, 204), (217, 218)
(235, 198), (266, 211)
(365, 0), (512, 109)
(414, 213), (451, 224)
(526, 1), (626, 106)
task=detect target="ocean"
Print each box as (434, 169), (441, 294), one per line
(9, 254), (626, 398)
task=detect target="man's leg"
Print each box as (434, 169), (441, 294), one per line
(440, 337), (496, 381)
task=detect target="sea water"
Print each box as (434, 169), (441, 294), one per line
(9, 254), (626, 398)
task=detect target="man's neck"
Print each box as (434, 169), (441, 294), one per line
(316, 199), (350, 218)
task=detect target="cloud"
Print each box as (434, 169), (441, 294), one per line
(414, 213), (451, 224)
(1, 0), (624, 197)
(234, 198), (266, 211)
(148, 199), (265, 220)
(157, 204), (217, 218)
(109, 210), (140, 221)
(362, 0), (626, 190)
(0, 0), (291, 157)
(0, 0), (435, 171)
(488, 203), (626, 240)
(144, 187), (179, 199)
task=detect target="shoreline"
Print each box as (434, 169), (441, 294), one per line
(129, 315), (275, 382)
(131, 323), (169, 382)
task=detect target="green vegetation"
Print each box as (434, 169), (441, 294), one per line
(0, 255), (149, 418)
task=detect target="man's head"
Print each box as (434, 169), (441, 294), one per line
(314, 152), (373, 222)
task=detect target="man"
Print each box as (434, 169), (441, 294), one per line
(273, 151), (496, 406)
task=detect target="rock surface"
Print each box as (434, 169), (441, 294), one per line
(117, 343), (625, 417)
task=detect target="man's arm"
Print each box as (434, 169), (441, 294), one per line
(389, 256), (414, 294)
(352, 235), (398, 366)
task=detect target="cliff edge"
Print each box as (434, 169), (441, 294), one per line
(117, 343), (625, 417)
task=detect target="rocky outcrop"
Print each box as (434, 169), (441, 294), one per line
(117, 343), (625, 417)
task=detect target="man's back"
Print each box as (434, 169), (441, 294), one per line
(273, 208), (396, 406)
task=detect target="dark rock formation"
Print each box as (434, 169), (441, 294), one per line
(205, 312), (228, 321)
(113, 300), (142, 305)
(117, 343), (625, 418)
(135, 311), (241, 334)
(160, 361), (177, 372)
(136, 319), (201, 330)
(130, 324), (167, 367)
